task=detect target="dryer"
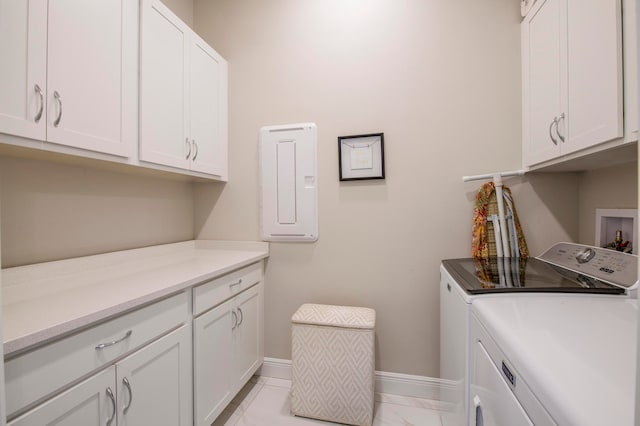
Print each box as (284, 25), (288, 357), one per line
(470, 295), (637, 425)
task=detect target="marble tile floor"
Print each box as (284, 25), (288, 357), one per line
(212, 376), (444, 426)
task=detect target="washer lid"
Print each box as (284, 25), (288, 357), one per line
(442, 256), (625, 295)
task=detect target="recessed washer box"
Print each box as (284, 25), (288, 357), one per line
(595, 208), (637, 250)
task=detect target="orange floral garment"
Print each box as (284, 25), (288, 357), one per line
(471, 181), (528, 259)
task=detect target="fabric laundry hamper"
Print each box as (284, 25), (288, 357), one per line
(291, 303), (376, 426)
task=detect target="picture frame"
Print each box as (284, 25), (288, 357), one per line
(338, 133), (385, 181)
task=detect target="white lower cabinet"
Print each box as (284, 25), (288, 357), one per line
(8, 367), (116, 426)
(194, 282), (264, 426)
(5, 292), (191, 425)
(193, 298), (234, 425)
(234, 284), (263, 387)
(4, 261), (266, 426)
(8, 325), (191, 426)
(115, 325), (192, 426)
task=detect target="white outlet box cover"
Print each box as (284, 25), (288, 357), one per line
(259, 123), (318, 242)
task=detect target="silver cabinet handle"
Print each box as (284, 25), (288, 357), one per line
(192, 140), (198, 160)
(34, 84), (44, 123)
(53, 91), (62, 127)
(548, 117), (558, 145)
(95, 330), (132, 350)
(123, 377), (133, 414)
(106, 387), (116, 426)
(185, 137), (191, 159)
(232, 309), (238, 330)
(229, 279), (242, 289)
(237, 307), (244, 327)
(556, 112), (565, 142)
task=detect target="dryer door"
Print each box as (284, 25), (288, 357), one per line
(470, 340), (533, 426)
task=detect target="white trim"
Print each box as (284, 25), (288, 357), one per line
(258, 357), (443, 400)
(374, 371), (442, 400)
(258, 357), (292, 380)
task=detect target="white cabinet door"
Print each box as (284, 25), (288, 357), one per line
(0, 0), (135, 157)
(140, 0), (189, 170)
(0, 0), (47, 141)
(140, 0), (228, 178)
(193, 298), (234, 426)
(8, 367), (117, 426)
(116, 325), (192, 426)
(193, 282), (263, 426)
(523, 0), (624, 166)
(189, 35), (227, 177)
(563, 0), (623, 154)
(234, 283), (263, 388)
(46, 0), (135, 157)
(522, 0), (562, 165)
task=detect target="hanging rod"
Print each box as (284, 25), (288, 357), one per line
(462, 169), (527, 182)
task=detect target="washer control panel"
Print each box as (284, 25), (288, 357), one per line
(538, 242), (638, 289)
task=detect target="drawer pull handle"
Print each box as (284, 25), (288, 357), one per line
(106, 387), (116, 426)
(192, 140), (199, 160)
(548, 117), (558, 145)
(95, 330), (133, 350)
(123, 377), (133, 414)
(229, 279), (243, 288)
(186, 137), (191, 160)
(34, 84), (44, 123)
(232, 309), (238, 330)
(53, 91), (62, 127)
(556, 112), (565, 142)
(237, 307), (244, 326)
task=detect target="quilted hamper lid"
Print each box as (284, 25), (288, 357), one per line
(291, 304), (376, 329)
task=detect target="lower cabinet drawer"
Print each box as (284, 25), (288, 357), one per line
(4, 291), (189, 417)
(193, 261), (263, 315)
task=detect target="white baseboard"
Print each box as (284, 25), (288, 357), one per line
(258, 357), (443, 400)
(258, 357), (292, 380)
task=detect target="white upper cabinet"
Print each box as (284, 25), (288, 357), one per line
(522, 0), (563, 166)
(46, 0), (137, 156)
(522, 0), (624, 166)
(139, 0), (189, 170)
(140, 0), (228, 180)
(563, 0), (623, 153)
(0, 0), (137, 157)
(189, 35), (228, 177)
(0, 0), (47, 142)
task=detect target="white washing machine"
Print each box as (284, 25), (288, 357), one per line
(440, 242), (637, 426)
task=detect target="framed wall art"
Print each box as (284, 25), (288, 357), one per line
(338, 133), (385, 181)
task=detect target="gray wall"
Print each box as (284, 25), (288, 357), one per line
(578, 162), (638, 245)
(192, 0), (584, 376)
(0, 156), (196, 267)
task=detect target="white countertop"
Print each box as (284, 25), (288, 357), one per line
(1, 240), (269, 356)
(472, 295), (637, 426)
